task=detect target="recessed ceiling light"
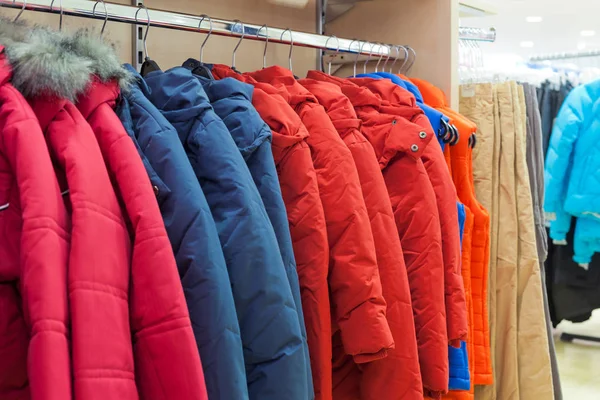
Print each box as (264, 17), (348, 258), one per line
(581, 30), (596, 37)
(578, 42), (587, 50)
(526, 16), (543, 23)
(520, 41), (535, 48)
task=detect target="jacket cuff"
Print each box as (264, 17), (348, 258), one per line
(353, 348), (389, 364)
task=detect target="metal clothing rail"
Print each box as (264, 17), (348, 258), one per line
(459, 26), (496, 42)
(0, 0), (393, 57)
(530, 49), (600, 62)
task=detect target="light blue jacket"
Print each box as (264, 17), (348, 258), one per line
(545, 79), (600, 263)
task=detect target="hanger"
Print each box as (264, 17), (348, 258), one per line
(375, 44), (390, 73)
(389, 45), (401, 73)
(280, 28), (294, 73)
(404, 46), (417, 74)
(186, 15), (216, 79)
(363, 42), (375, 74)
(49, 0), (63, 31)
(136, 5), (160, 76)
(92, 0), (108, 37)
(352, 41), (368, 78)
(397, 45), (409, 75)
(380, 44), (392, 73)
(256, 25), (269, 69)
(323, 35), (340, 75)
(231, 20), (245, 72)
(12, 0), (27, 22)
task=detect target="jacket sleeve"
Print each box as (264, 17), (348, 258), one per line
(303, 109), (394, 364)
(544, 88), (588, 216)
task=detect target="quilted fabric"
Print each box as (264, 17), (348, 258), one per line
(187, 69), (313, 398)
(76, 79), (208, 400)
(545, 80), (600, 263)
(300, 78), (423, 400)
(116, 65), (248, 400)
(306, 71), (448, 398)
(210, 64), (333, 400)
(143, 67), (307, 400)
(354, 77), (467, 348)
(411, 78), (493, 385)
(0, 48), (70, 400)
(247, 67), (394, 367)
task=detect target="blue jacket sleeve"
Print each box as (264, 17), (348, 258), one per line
(544, 88), (588, 216)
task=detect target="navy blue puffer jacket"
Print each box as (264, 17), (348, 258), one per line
(187, 66), (314, 398)
(143, 66), (307, 400)
(116, 65), (248, 400)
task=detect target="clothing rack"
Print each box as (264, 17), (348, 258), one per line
(530, 50), (600, 62)
(459, 26), (496, 43)
(0, 0), (396, 60)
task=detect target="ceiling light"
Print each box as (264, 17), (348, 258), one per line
(578, 42), (587, 50)
(520, 41), (534, 48)
(526, 16), (543, 23)
(581, 30), (596, 37)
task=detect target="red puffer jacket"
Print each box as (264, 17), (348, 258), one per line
(211, 64), (334, 400)
(0, 46), (71, 400)
(76, 77), (208, 400)
(306, 71), (448, 398)
(248, 67), (394, 369)
(65, 31), (207, 398)
(299, 78), (423, 400)
(351, 78), (468, 347)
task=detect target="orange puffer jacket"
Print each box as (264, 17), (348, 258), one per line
(412, 79), (493, 386)
(300, 78), (423, 400)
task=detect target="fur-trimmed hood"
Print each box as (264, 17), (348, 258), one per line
(0, 17), (132, 101)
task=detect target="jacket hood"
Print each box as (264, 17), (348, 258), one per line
(0, 16), (92, 101)
(0, 17), (132, 102)
(409, 78), (448, 108)
(299, 78), (362, 138)
(349, 77), (417, 109)
(246, 66), (316, 108)
(197, 75), (272, 159)
(143, 67), (213, 122)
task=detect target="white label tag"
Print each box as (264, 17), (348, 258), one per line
(461, 85), (476, 98)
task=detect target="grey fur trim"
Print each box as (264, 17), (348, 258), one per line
(63, 29), (134, 90)
(0, 17), (93, 101)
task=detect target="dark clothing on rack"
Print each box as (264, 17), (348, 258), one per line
(191, 70), (314, 398)
(142, 66), (309, 400)
(116, 66), (249, 400)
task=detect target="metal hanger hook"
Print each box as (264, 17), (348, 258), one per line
(198, 15), (213, 63)
(364, 42), (375, 74)
(389, 45), (401, 73)
(353, 41), (369, 77)
(49, 0), (63, 31)
(92, 0), (108, 36)
(256, 25), (269, 69)
(12, 0), (27, 22)
(134, 5), (151, 59)
(324, 35), (340, 75)
(375, 43), (389, 73)
(280, 28), (294, 72)
(381, 44), (392, 72)
(398, 45), (409, 74)
(405, 46), (417, 74)
(231, 20), (245, 69)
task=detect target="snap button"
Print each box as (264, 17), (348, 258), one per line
(392, 119), (397, 125)
(419, 131), (427, 139)
(411, 144), (419, 152)
(153, 185), (160, 196)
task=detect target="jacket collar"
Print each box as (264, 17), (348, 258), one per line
(0, 47), (11, 87)
(0, 17), (132, 102)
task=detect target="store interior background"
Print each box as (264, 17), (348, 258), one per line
(463, 0), (600, 398)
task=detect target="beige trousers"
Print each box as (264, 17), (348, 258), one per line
(513, 84), (554, 400)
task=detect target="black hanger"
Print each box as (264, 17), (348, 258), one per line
(182, 15), (215, 79)
(135, 5), (161, 77)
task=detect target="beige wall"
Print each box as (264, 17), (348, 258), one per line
(327, 0), (459, 108)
